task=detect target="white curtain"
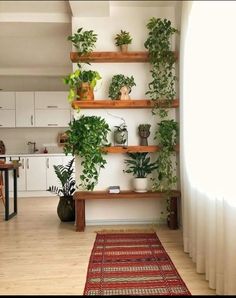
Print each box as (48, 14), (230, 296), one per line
(180, 1), (236, 295)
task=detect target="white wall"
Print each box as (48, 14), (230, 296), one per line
(72, 3), (178, 225)
(0, 127), (65, 154)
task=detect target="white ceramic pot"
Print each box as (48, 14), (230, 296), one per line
(133, 177), (148, 193)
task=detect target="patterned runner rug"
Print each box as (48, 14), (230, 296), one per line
(84, 233), (191, 296)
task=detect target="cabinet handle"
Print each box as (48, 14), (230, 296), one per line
(47, 158), (49, 168)
(27, 158), (29, 169)
(48, 124), (58, 126)
(0, 124), (2, 126)
(0, 106), (2, 109)
(22, 159), (24, 169)
(31, 115), (33, 126)
(47, 106), (58, 108)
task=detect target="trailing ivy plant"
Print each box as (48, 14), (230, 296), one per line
(144, 18), (178, 118)
(152, 119), (179, 192)
(64, 115), (110, 191)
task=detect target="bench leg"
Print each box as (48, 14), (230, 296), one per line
(168, 196), (178, 229)
(75, 199), (85, 232)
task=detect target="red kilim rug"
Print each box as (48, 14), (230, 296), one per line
(83, 233), (191, 296)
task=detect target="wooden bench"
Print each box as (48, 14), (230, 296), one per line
(73, 190), (181, 232)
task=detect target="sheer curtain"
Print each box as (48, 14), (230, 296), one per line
(180, 1), (236, 295)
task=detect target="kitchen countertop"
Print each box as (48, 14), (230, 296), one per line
(0, 153), (72, 157)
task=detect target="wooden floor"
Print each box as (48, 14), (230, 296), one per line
(0, 197), (215, 295)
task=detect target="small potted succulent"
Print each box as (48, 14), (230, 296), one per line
(108, 74), (136, 100)
(63, 67), (102, 102)
(123, 152), (157, 192)
(115, 30), (132, 52)
(138, 124), (151, 146)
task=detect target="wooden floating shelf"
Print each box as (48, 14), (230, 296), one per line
(102, 146), (159, 153)
(71, 99), (179, 109)
(70, 51), (149, 63)
(101, 145), (179, 154)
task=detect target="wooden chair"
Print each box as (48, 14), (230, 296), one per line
(0, 160), (5, 205)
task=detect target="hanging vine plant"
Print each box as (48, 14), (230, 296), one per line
(143, 17), (179, 197)
(152, 119), (179, 192)
(144, 18), (178, 118)
(63, 115), (110, 191)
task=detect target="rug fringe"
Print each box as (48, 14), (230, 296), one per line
(95, 228), (156, 234)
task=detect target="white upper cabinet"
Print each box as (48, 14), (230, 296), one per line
(15, 92), (35, 127)
(34, 92), (69, 109)
(0, 92), (15, 127)
(0, 92), (15, 109)
(0, 110), (15, 127)
(35, 109), (71, 127)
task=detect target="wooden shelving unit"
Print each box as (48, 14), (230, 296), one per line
(71, 99), (179, 109)
(101, 145), (179, 153)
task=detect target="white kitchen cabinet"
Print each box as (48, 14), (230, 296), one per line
(6, 155), (73, 194)
(34, 92), (69, 109)
(0, 92), (15, 128)
(0, 92), (15, 109)
(46, 156), (63, 189)
(26, 156), (47, 191)
(15, 92), (34, 127)
(0, 110), (15, 127)
(35, 109), (71, 127)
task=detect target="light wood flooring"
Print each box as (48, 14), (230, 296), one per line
(0, 197), (216, 295)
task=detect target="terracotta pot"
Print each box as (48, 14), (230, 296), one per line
(77, 82), (94, 101)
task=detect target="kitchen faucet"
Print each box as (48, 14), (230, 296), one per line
(27, 141), (38, 154)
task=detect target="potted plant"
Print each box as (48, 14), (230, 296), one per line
(64, 115), (110, 191)
(47, 158), (76, 222)
(114, 122), (128, 148)
(123, 152), (157, 192)
(138, 124), (151, 146)
(108, 74), (136, 100)
(68, 27), (97, 62)
(63, 67), (102, 102)
(115, 30), (132, 52)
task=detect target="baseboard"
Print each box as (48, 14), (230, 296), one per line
(10, 191), (57, 198)
(86, 218), (166, 226)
